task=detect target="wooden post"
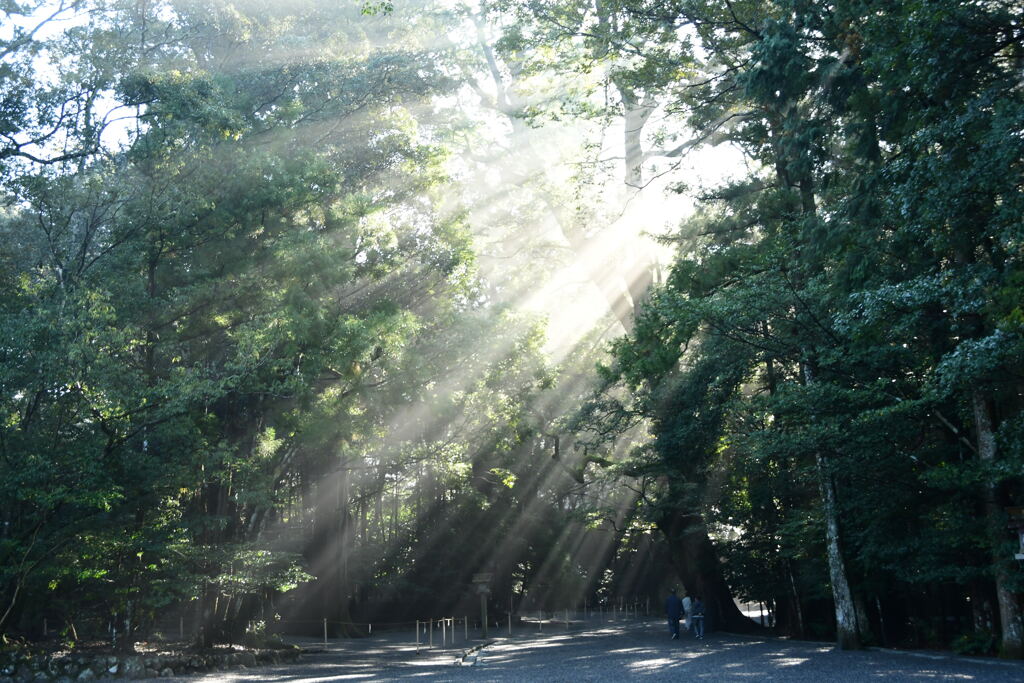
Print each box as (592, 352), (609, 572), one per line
(429, 618), (433, 648)
(480, 592), (488, 639)
(508, 613), (512, 636)
(322, 618), (327, 647)
(416, 620), (420, 654)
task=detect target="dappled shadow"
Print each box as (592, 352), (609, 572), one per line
(475, 621), (1024, 681)
(155, 620), (1024, 681)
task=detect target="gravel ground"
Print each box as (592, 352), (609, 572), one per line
(160, 620), (1024, 682)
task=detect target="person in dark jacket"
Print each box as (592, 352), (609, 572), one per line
(665, 588), (683, 639)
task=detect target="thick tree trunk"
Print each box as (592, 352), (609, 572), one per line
(972, 391), (1024, 658)
(657, 510), (761, 634)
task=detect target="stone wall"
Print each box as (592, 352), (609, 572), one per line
(0, 647), (300, 681)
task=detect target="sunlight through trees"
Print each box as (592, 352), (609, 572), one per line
(1, 0), (1021, 662)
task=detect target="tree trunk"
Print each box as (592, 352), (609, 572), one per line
(620, 89), (653, 189)
(854, 589), (873, 643)
(969, 578), (997, 635)
(391, 482), (399, 543)
(972, 390), (1024, 658)
(802, 359), (861, 650)
(657, 510), (761, 634)
(195, 585), (217, 649)
(768, 91), (861, 648)
(777, 559), (805, 638)
(816, 450), (861, 649)
(304, 465), (359, 637)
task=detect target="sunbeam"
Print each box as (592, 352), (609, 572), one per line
(1, 0), (708, 659)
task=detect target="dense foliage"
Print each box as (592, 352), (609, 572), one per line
(551, 0), (1023, 656)
(1, 0), (1021, 661)
(0, 0), (663, 650)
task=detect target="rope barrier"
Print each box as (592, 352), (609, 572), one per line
(268, 609), (647, 630)
(252, 603), (653, 655)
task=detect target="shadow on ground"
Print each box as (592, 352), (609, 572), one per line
(163, 619), (1024, 681)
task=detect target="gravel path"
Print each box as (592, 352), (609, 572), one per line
(165, 620), (1024, 682)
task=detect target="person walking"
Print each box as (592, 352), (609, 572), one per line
(681, 593), (692, 635)
(665, 588), (683, 639)
(691, 596), (705, 639)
